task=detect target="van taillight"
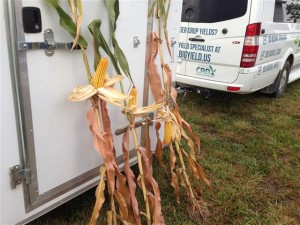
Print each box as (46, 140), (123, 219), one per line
(245, 23), (261, 36)
(240, 23), (261, 68)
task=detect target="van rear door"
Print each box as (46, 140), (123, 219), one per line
(177, 0), (251, 83)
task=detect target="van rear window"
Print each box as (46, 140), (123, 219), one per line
(181, 0), (248, 23)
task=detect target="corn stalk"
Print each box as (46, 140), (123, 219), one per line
(147, 0), (211, 223)
(47, 0), (210, 224)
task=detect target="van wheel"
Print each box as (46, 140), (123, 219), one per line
(274, 61), (290, 98)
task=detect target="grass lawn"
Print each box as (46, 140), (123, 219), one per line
(29, 80), (300, 225)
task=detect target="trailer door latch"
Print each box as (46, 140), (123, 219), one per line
(18, 28), (80, 56)
(9, 165), (31, 189)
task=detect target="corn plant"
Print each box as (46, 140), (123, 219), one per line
(148, 1), (211, 223)
(46, 0), (210, 224)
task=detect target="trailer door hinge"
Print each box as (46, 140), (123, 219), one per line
(18, 28), (80, 56)
(9, 165), (31, 189)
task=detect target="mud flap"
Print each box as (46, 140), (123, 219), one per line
(259, 72), (280, 94)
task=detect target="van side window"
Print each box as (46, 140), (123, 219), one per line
(181, 0), (248, 23)
(274, 1), (286, 22)
(275, 0), (300, 23)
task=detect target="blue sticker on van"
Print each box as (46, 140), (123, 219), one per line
(260, 48), (281, 60)
(262, 62), (279, 73)
(263, 34), (287, 45)
(178, 50), (211, 62)
(178, 41), (222, 62)
(180, 26), (218, 36)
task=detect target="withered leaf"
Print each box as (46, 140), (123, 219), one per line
(148, 33), (164, 102)
(89, 166), (106, 225)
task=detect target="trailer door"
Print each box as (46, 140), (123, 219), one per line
(7, 0), (149, 217)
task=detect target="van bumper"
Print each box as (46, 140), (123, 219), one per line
(175, 71), (255, 93)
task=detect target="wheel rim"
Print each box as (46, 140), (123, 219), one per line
(278, 70), (287, 92)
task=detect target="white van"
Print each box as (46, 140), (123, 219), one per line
(176, 0), (300, 97)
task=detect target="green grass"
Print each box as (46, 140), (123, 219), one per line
(29, 80), (300, 225)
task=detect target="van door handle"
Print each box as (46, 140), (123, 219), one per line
(189, 37), (205, 42)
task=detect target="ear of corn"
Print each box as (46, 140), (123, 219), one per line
(92, 58), (108, 88)
(128, 87), (137, 107)
(164, 121), (172, 145)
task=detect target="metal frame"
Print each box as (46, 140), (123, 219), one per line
(15, 153), (138, 225)
(7, 0), (35, 212)
(7, 0), (153, 213)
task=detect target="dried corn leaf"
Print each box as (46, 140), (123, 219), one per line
(180, 128), (196, 159)
(182, 118), (201, 154)
(148, 33), (164, 102)
(107, 211), (113, 225)
(182, 149), (211, 189)
(165, 0), (171, 25)
(170, 144), (180, 203)
(171, 86), (178, 103)
(103, 76), (124, 87)
(87, 107), (116, 194)
(139, 147), (165, 225)
(170, 105), (201, 154)
(115, 171), (130, 207)
(164, 30), (172, 59)
(68, 0), (76, 20)
(194, 162), (211, 189)
(77, 0), (83, 15)
(163, 64), (173, 88)
(68, 84), (96, 101)
(115, 170), (137, 224)
(89, 166), (106, 225)
(176, 169), (187, 190)
(99, 100), (115, 156)
(187, 136), (196, 159)
(97, 94), (125, 108)
(195, 183), (203, 197)
(97, 87), (131, 101)
(131, 103), (163, 117)
(143, 118), (153, 167)
(154, 122), (167, 173)
(122, 129), (142, 225)
(115, 214), (136, 225)
(114, 191), (128, 220)
(72, 13), (82, 50)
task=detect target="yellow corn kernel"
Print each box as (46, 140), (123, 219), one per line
(164, 121), (172, 145)
(92, 58), (108, 88)
(128, 87), (137, 107)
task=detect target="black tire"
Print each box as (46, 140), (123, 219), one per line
(274, 61), (290, 98)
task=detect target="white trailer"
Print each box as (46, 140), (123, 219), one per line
(0, 0), (182, 224)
